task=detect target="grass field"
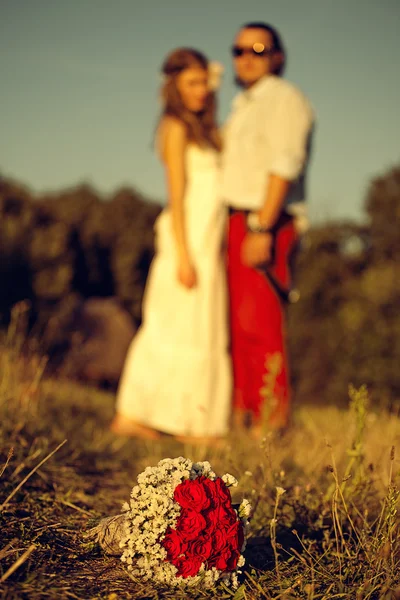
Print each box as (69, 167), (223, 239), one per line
(1, 337), (400, 599)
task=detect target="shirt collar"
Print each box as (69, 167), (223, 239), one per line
(232, 74), (277, 109)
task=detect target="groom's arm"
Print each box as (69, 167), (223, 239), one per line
(242, 86), (313, 267)
(257, 174), (291, 231)
(258, 86), (313, 229)
(162, 117), (190, 264)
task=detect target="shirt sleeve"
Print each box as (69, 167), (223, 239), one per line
(268, 84), (314, 181)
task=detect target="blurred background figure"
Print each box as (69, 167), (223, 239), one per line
(110, 48), (231, 443)
(222, 22), (314, 437)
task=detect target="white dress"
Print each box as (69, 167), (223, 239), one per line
(115, 144), (232, 437)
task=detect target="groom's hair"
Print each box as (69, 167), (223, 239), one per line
(240, 21), (286, 75)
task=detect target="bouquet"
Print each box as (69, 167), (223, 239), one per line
(118, 457), (251, 589)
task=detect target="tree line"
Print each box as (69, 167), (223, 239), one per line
(1, 166), (399, 406)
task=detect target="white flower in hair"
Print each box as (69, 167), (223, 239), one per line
(208, 61), (224, 91)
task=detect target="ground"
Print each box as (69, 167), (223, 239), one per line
(1, 354), (400, 599)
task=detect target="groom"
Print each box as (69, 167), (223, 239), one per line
(222, 22), (314, 435)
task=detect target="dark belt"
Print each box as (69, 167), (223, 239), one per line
(227, 206), (293, 234)
(228, 206), (250, 217)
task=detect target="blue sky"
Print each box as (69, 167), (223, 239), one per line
(1, 0), (399, 223)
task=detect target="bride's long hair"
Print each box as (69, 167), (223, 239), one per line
(159, 48), (221, 151)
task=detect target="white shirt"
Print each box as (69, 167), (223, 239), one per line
(221, 74), (314, 225)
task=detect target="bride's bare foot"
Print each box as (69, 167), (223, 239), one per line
(110, 414), (161, 440)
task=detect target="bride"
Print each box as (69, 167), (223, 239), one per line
(110, 48), (232, 443)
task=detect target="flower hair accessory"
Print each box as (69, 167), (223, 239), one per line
(208, 61), (224, 91)
(159, 61), (224, 91)
(117, 457), (251, 589)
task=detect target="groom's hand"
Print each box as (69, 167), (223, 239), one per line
(241, 232), (273, 268)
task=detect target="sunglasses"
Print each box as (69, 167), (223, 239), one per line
(231, 44), (275, 58)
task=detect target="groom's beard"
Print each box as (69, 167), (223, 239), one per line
(233, 62), (286, 88)
(234, 76), (258, 89)
(234, 76), (247, 89)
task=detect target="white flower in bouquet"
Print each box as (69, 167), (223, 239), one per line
(118, 456), (251, 590)
(208, 61), (224, 91)
(238, 498), (252, 519)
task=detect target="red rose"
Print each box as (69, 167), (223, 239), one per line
(211, 527), (228, 554)
(173, 555), (203, 578)
(174, 478), (210, 512)
(226, 521), (243, 548)
(231, 521), (244, 553)
(206, 519), (245, 571)
(226, 548), (240, 571)
(218, 504), (238, 528)
(208, 545), (232, 571)
(186, 535), (213, 561)
(202, 477), (232, 510)
(219, 523), (243, 571)
(206, 527), (229, 569)
(209, 545), (240, 572)
(202, 478), (221, 509)
(161, 527), (187, 561)
(203, 506), (219, 532)
(214, 478), (232, 504)
(176, 508), (206, 540)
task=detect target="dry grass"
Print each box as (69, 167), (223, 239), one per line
(1, 317), (400, 599)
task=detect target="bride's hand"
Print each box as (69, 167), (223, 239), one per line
(178, 257), (197, 289)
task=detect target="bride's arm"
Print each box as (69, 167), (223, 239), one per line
(161, 117), (196, 288)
